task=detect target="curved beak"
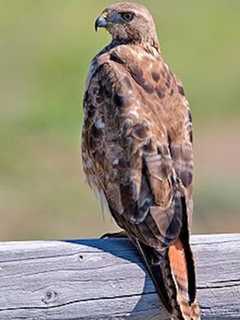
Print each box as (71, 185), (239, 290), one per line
(95, 15), (108, 32)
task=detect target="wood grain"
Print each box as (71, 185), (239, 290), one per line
(0, 234), (239, 319)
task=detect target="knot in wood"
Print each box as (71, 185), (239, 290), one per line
(42, 290), (58, 304)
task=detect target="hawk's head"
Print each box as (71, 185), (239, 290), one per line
(95, 2), (159, 49)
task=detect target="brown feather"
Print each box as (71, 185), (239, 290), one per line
(82, 3), (200, 319)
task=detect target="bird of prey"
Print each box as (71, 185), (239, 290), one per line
(81, 2), (200, 319)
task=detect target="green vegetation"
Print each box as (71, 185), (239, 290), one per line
(0, 0), (239, 240)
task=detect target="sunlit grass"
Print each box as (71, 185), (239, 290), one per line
(0, 0), (239, 239)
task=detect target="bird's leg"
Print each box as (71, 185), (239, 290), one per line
(100, 231), (128, 239)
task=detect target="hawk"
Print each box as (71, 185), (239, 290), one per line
(81, 2), (201, 319)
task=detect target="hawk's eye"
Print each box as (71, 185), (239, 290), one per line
(120, 12), (134, 22)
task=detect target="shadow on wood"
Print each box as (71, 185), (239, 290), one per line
(0, 234), (239, 319)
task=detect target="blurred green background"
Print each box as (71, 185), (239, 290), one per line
(0, 0), (239, 240)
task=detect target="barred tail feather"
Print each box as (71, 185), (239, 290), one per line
(169, 240), (201, 320)
(135, 240), (184, 319)
(135, 239), (201, 320)
(169, 240), (189, 300)
(174, 299), (201, 320)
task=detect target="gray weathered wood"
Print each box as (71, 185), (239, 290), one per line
(0, 234), (239, 319)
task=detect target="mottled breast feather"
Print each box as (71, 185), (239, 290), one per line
(83, 43), (193, 231)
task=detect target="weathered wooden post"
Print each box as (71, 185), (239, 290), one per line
(0, 234), (239, 319)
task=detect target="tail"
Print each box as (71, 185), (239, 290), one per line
(168, 239), (201, 320)
(135, 239), (201, 320)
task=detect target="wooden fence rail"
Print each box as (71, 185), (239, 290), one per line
(0, 234), (239, 319)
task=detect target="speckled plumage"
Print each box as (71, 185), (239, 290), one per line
(81, 3), (200, 319)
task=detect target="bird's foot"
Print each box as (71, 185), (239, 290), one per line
(100, 231), (128, 239)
